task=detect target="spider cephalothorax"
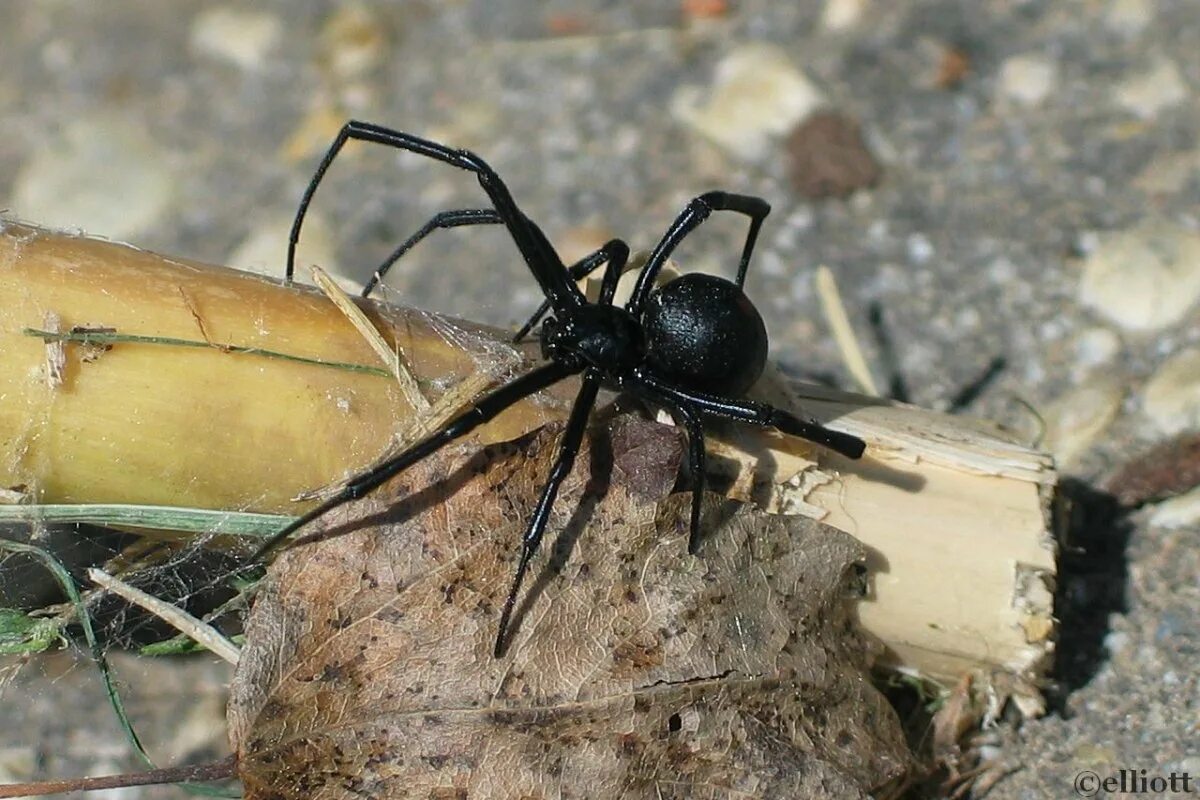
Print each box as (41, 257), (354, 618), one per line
(539, 304), (645, 379)
(254, 121), (866, 657)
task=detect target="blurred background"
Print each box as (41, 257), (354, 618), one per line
(1, 1), (1198, 797)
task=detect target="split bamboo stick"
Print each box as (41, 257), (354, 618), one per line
(0, 221), (1057, 691)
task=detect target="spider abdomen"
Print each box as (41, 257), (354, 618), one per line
(642, 273), (768, 396)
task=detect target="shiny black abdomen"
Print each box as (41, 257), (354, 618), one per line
(641, 273), (768, 396)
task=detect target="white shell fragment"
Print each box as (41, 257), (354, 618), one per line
(671, 44), (825, 161)
(228, 212), (343, 286)
(1147, 486), (1200, 529)
(1078, 219), (1200, 333)
(821, 0), (870, 31)
(1133, 149), (1200, 196)
(996, 54), (1059, 108)
(1142, 348), (1200, 435)
(11, 115), (175, 241)
(1043, 373), (1125, 467)
(189, 6), (282, 70)
(1114, 58), (1189, 119)
(1105, 0), (1153, 35)
(319, 4), (388, 80)
(1073, 327), (1121, 373)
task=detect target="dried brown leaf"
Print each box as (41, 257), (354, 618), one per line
(786, 112), (882, 200)
(1103, 431), (1200, 507)
(229, 417), (911, 799)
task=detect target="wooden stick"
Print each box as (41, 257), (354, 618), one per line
(0, 222), (1057, 688)
(0, 755), (237, 798)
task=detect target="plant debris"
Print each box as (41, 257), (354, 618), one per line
(785, 111), (882, 199)
(229, 416), (912, 799)
(1103, 431), (1200, 507)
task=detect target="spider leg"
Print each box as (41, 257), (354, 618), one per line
(250, 361), (577, 563)
(626, 191), (771, 315)
(635, 388), (708, 554)
(360, 208), (502, 298)
(597, 239), (630, 306)
(634, 369), (866, 460)
(494, 371), (602, 657)
(514, 239), (630, 342)
(288, 120), (583, 311)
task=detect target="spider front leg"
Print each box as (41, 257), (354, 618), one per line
(494, 371), (602, 657)
(635, 370), (866, 460)
(627, 191), (771, 315)
(514, 239), (630, 342)
(288, 120), (583, 311)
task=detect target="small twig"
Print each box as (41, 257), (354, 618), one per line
(311, 264), (431, 413)
(23, 328), (392, 378)
(87, 568), (240, 665)
(815, 265), (879, 396)
(0, 755), (238, 799)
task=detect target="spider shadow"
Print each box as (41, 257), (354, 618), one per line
(866, 300), (1007, 411)
(504, 425), (617, 644)
(1047, 478), (1132, 707)
(503, 412), (753, 641)
(288, 424), (620, 648)
(293, 441), (521, 551)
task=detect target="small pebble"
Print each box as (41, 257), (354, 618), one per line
(996, 54), (1058, 108)
(820, 0), (869, 31)
(681, 0), (729, 21)
(189, 6), (281, 70)
(281, 104), (346, 164)
(671, 44), (825, 161)
(319, 4), (388, 81)
(1073, 742), (1117, 766)
(1147, 486), (1200, 529)
(1103, 630), (1130, 655)
(11, 114), (174, 240)
(1105, 0), (1153, 35)
(785, 111), (882, 199)
(228, 212), (342, 284)
(556, 224), (618, 267)
(1154, 609), (1194, 645)
(906, 233), (933, 265)
(1142, 347), (1200, 435)
(1103, 430), (1200, 506)
(1133, 149), (1200, 197)
(1078, 219), (1200, 333)
(1074, 327), (1121, 371)
(1114, 58), (1188, 119)
(1043, 373), (1125, 467)
(935, 45), (971, 89)
(424, 101), (502, 151)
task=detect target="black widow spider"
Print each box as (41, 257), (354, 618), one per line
(251, 120), (866, 656)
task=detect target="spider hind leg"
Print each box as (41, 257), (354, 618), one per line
(494, 372), (603, 657)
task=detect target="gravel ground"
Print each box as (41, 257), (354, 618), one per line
(2, 1), (1198, 798)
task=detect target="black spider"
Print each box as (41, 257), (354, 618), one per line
(252, 121), (866, 656)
